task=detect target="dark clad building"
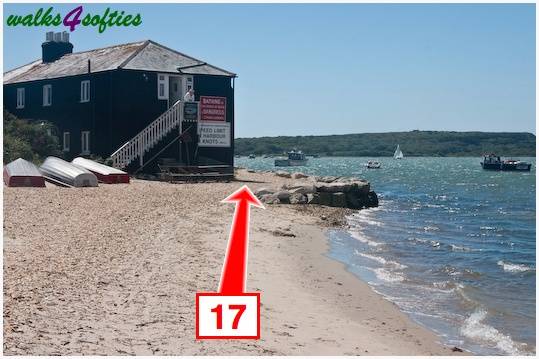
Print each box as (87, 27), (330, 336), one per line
(4, 33), (236, 174)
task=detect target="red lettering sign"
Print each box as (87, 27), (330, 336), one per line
(200, 96), (227, 122)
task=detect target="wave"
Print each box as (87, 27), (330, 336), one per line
(349, 214), (384, 227)
(408, 237), (441, 248)
(461, 309), (526, 355)
(355, 251), (407, 269)
(348, 231), (383, 247)
(432, 281), (460, 293)
(497, 260), (535, 273)
(373, 268), (405, 283)
(450, 244), (481, 252)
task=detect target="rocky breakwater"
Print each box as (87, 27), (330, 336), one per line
(256, 172), (378, 209)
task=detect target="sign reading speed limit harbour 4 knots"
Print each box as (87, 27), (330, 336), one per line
(198, 122), (231, 147)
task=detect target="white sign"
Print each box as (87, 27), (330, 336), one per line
(196, 294), (260, 339)
(198, 122), (231, 147)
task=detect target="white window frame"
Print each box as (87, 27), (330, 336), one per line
(43, 84), (52, 106)
(157, 74), (169, 100)
(181, 75), (194, 98)
(80, 80), (90, 103)
(63, 132), (70, 152)
(81, 131), (90, 155)
(16, 88), (25, 109)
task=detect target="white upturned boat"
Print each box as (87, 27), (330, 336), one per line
(40, 157), (98, 187)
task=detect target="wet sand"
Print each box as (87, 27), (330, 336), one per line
(3, 169), (459, 355)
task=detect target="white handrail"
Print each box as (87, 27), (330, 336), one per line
(110, 100), (190, 169)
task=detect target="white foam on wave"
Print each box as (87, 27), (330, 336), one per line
(350, 215), (384, 227)
(373, 268), (405, 282)
(355, 251), (407, 269)
(432, 281), (458, 293)
(348, 209), (384, 227)
(497, 260), (535, 273)
(408, 237), (441, 248)
(348, 230), (383, 247)
(461, 309), (525, 355)
(450, 244), (480, 252)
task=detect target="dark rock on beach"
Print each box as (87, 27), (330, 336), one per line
(255, 172), (378, 210)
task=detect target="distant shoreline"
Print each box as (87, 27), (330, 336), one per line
(235, 154), (537, 157)
(234, 130), (536, 157)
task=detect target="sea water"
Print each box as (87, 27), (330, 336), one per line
(236, 156), (536, 355)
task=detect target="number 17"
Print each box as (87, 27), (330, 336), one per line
(211, 304), (247, 330)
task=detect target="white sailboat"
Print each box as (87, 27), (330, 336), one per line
(394, 144), (404, 159)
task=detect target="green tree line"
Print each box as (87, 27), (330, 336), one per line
(4, 109), (61, 164)
(235, 131), (536, 157)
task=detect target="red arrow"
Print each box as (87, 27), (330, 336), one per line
(219, 185), (264, 294)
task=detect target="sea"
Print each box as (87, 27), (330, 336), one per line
(236, 156), (536, 355)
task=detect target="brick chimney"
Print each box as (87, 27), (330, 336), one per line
(42, 31), (73, 63)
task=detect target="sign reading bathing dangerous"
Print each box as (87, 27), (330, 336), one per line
(200, 96), (226, 122)
(199, 122), (231, 147)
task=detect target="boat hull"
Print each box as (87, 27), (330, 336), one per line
(481, 162), (532, 171)
(72, 157), (130, 184)
(274, 159), (308, 167)
(40, 157), (98, 187)
(3, 158), (45, 187)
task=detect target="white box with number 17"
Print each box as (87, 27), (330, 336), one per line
(196, 293), (260, 339)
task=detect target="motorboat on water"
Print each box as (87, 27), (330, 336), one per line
(394, 144), (404, 159)
(275, 150), (308, 167)
(365, 160), (381, 169)
(481, 154), (532, 171)
(248, 154), (256, 159)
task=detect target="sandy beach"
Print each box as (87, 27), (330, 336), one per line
(3, 169), (460, 355)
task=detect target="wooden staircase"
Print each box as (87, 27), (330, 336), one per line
(110, 100), (187, 170)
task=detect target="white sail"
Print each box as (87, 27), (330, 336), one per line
(394, 144), (404, 159)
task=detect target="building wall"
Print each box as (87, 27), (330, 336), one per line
(107, 70), (168, 154)
(3, 70), (168, 159)
(193, 74), (235, 167)
(3, 72), (112, 158)
(3, 70), (235, 169)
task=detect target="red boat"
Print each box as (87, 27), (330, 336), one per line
(3, 158), (46, 187)
(72, 157), (130, 184)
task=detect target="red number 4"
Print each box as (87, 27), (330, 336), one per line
(211, 304), (247, 329)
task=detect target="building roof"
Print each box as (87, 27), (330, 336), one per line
(4, 40), (236, 84)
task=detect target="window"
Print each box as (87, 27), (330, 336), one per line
(43, 84), (52, 106)
(157, 74), (168, 100)
(81, 131), (90, 155)
(16, 88), (25, 109)
(63, 132), (70, 152)
(80, 80), (90, 103)
(186, 76), (193, 92)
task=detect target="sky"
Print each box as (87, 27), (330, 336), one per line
(3, 3), (536, 137)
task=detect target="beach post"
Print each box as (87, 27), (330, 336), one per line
(196, 186), (263, 339)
